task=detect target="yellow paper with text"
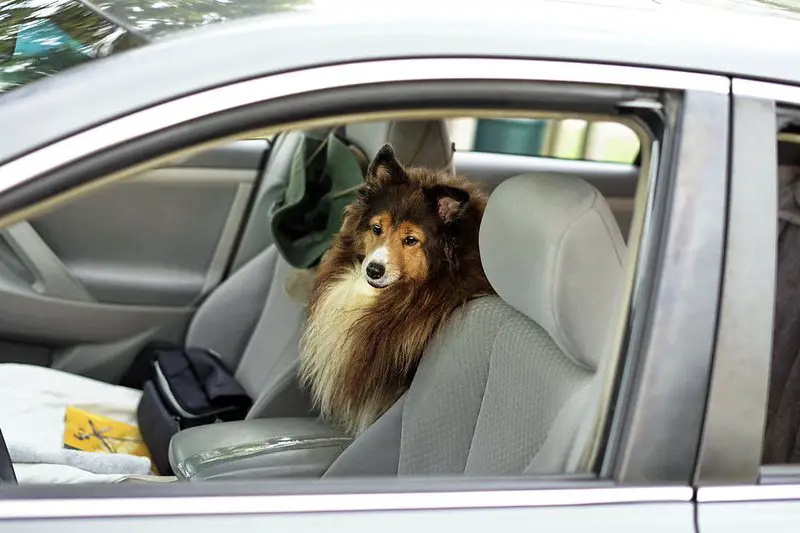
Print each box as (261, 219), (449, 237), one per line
(63, 406), (157, 474)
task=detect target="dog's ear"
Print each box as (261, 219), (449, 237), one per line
(366, 144), (407, 187)
(427, 185), (471, 225)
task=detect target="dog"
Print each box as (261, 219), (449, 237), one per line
(299, 143), (494, 436)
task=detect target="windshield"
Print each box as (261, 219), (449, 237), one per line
(0, 0), (145, 93)
(0, 0), (317, 94)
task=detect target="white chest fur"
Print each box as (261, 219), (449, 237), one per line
(299, 265), (378, 434)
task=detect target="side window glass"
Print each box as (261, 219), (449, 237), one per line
(447, 117), (641, 164)
(764, 123), (800, 467)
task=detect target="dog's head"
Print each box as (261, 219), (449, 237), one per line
(342, 144), (480, 290)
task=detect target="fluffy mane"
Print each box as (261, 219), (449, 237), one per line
(299, 144), (493, 435)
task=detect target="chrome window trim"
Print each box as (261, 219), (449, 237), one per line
(698, 484), (800, 503)
(0, 58), (728, 194)
(0, 486), (692, 520)
(734, 78), (800, 105)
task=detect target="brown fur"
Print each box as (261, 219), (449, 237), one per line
(299, 144), (494, 435)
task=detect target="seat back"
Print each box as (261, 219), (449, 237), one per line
(325, 173), (626, 476)
(186, 120), (456, 419)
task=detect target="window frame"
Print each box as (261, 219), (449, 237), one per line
(693, 84), (777, 487)
(0, 57), (728, 518)
(695, 81), (800, 500)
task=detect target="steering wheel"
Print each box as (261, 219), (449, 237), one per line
(0, 429), (17, 484)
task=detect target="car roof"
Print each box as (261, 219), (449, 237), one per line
(1, 0), (799, 166)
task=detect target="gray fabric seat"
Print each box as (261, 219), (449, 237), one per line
(186, 119), (457, 419)
(324, 173), (626, 476)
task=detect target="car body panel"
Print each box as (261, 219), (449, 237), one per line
(0, 2), (789, 530)
(698, 485), (800, 533)
(0, 0), (797, 165)
(698, 500), (800, 533)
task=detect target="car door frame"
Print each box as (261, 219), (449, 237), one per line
(0, 56), (728, 530)
(695, 78), (800, 532)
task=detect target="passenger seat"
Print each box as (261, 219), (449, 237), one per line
(324, 173), (626, 476)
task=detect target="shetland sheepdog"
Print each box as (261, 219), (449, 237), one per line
(299, 143), (494, 436)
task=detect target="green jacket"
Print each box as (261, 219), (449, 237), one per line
(270, 132), (365, 269)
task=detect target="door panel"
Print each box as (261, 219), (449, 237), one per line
(30, 168), (252, 307)
(698, 493), (800, 533)
(453, 151), (639, 238)
(0, 139), (269, 382)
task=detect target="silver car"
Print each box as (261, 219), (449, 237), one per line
(0, 0), (796, 531)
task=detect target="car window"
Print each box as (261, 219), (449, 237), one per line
(0, 109), (662, 486)
(0, 55), (728, 514)
(0, 0), (145, 93)
(447, 117), (641, 164)
(762, 123), (800, 469)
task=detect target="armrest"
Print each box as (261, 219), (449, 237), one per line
(168, 417), (352, 482)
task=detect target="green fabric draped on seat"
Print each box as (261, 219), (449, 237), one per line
(270, 132), (365, 269)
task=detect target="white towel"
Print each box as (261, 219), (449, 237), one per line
(13, 464), (134, 484)
(8, 443), (151, 476)
(0, 363), (148, 483)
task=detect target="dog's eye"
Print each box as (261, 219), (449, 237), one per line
(403, 236), (419, 246)
(371, 225), (382, 236)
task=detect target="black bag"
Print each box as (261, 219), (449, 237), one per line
(135, 346), (252, 475)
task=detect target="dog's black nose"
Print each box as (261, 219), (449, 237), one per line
(366, 262), (385, 280)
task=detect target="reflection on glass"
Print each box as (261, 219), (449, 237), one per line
(95, 0), (315, 37)
(0, 0), (142, 92)
(0, 0), (315, 93)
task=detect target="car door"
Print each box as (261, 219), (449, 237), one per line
(695, 80), (800, 531)
(0, 138), (269, 382)
(0, 47), (728, 530)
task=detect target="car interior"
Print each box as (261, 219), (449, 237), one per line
(0, 112), (646, 485)
(763, 124), (800, 468)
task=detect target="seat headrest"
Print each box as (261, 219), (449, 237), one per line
(344, 120), (454, 173)
(479, 174), (627, 370)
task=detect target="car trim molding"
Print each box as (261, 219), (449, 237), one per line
(698, 484), (800, 502)
(733, 78), (800, 105)
(0, 58), (728, 197)
(0, 486), (693, 520)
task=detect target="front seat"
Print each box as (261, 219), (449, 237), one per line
(324, 173), (626, 476)
(187, 119), (455, 420)
(0, 119), (456, 484)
